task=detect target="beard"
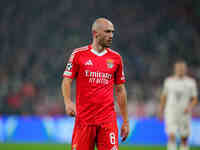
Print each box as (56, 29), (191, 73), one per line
(99, 38), (112, 48)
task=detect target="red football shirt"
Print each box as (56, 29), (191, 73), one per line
(63, 45), (125, 125)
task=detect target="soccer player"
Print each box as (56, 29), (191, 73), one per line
(158, 60), (198, 150)
(61, 18), (129, 150)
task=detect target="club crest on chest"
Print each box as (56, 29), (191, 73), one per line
(106, 59), (114, 69)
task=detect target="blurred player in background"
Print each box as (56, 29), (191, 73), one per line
(158, 60), (198, 150)
(61, 18), (129, 150)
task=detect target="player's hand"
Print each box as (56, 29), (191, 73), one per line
(184, 106), (191, 114)
(120, 121), (130, 142)
(65, 101), (76, 117)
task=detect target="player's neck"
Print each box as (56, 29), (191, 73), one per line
(91, 42), (105, 53)
(175, 74), (185, 79)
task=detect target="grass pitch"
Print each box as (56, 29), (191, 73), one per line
(0, 143), (199, 150)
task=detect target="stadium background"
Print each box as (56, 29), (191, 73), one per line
(0, 0), (200, 149)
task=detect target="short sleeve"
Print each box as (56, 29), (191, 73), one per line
(115, 56), (125, 84)
(63, 51), (79, 79)
(162, 79), (168, 95)
(191, 80), (198, 97)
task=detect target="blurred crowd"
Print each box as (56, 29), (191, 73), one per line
(0, 0), (200, 117)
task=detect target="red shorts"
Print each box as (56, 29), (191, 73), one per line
(71, 120), (118, 150)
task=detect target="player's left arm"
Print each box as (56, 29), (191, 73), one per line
(114, 54), (129, 141)
(185, 80), (199, 113)
(185, 96), (198, 114)
(115, 84), (129, 142)
(116, 84), (129, 123)
(190, 96), (198, 109)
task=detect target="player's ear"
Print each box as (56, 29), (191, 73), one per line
(92, 30), (98, 38)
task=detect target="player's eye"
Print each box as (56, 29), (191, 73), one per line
(105, 30), (115, 34)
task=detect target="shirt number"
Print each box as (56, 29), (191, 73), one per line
(109, 132), (115, 145)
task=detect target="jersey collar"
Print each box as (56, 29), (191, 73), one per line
(90, 49), (107, 56)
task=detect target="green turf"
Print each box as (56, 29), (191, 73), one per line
(0, 143), (199, 150)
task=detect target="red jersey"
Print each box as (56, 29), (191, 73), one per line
(63, 45), (125, 125)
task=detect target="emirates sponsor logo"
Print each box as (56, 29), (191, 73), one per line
(85, 70), (112, 79)
(85, 70), (112, 84)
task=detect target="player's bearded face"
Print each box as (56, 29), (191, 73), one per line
(97, 25), (114, 48)
(175, 63), (187, 76)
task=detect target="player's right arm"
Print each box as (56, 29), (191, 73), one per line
(158, 78), (168, 120)
(62, 78), (76, 116)
(61, 50), (79, 117)
(158, 93), (167, 120)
